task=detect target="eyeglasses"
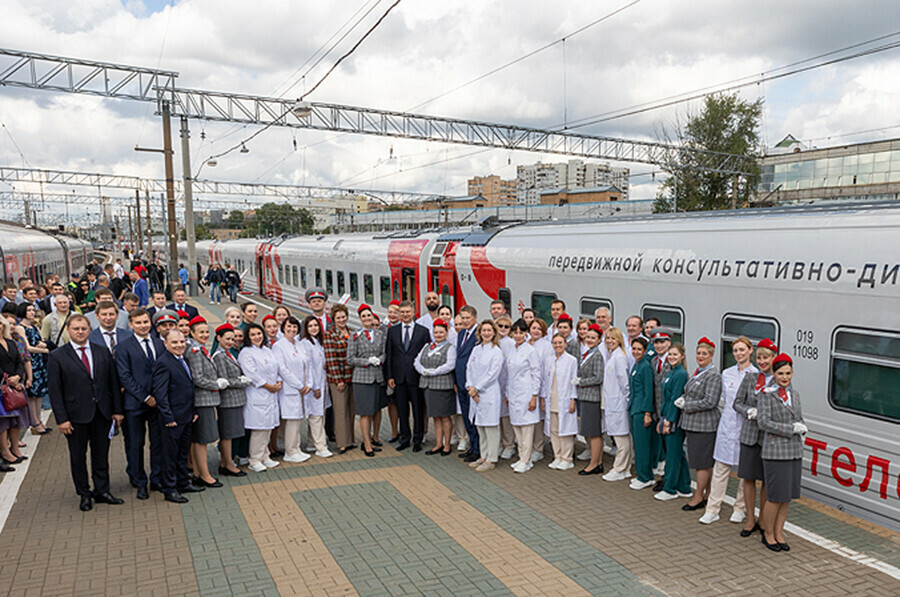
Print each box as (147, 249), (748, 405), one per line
(497, 324), (511, 329)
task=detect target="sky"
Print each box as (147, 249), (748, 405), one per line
(1, 0), (900, 224)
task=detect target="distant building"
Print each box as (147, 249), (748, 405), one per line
(539, 185), (622, 205)
(421, 195), (489, 210)
(516, 159), (630, 204)
(467, 175), (517, 205)
(209, 228), (243, 240)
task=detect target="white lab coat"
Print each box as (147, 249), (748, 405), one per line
(300, 337), (331, 416)
(529, 337), (552, 419)
(504, 342), (542, 426)
(498, 336), (515, 417)
(239, 345), (281, 430)
(542, 351), (579, 437)
(601, 348), (631, 436)
(714, 363), (758, 466)
(272, 337), (307, 420)
(465, 343), (504, 427)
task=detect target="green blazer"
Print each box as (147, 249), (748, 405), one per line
(660, 366), (688, 425)
(628, 356), (654, 416)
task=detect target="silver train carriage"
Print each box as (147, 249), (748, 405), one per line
(0, 221), (92, 284)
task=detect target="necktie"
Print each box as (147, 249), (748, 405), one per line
(778, 387), (789, 402)
(79, 346), (91, 377)
(459, 329), (466, 348)
(403, 325), (410, 350)
(657, 358), (662, 373)
(179, 357), (192, 379)
(143, 338), (155, 362)
(105, 331), (116, 353)
(755, 373), (766, 391)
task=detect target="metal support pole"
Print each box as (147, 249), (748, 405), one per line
(161, 100), (179, 292)
(134, 189), (143, 256)
(145, 191), (152, 260)
(180, 116), (198, 296)
(127, 206), (133, 256)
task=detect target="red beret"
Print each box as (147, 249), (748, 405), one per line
(215, 323), (234, 335)
(557, 312), (573, 323)
(177, 310), (190, 320)
(357, 303), (372, 314)
(772, 353), (793, 368)
(432, 318), (448, 329)
(188, 316), (207, 327)
(697, 336), (716, 348)
(587, 323), (603, 334)
(757, 338), (778, 352)
(389, 299), (400, 307)
(261, 314), (276, 323)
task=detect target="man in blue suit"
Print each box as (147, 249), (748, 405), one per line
(88, 301), (133, 356)
(130, 270), (150, 308)
(166, 287), (199, 320)
(385, 301), (431, 451)
(454, 305), (480, 462)
(115, 308), (165, 500)
(152, 329), (204, 504)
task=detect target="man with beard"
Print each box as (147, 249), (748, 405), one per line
(415, 291), (441, 339)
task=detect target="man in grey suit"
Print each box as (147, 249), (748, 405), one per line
(89, 301), (134, 356)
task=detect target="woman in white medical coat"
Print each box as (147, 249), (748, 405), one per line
(273, 316), (313, 464)
(601, 327), (632, 482)
(239, 323), (282, 473)
(465, 319), (504, 472)
(543, 332), (579, 470)
(299, 315), (331, 458)
(505, 319), (542, 473)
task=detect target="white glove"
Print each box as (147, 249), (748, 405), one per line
(424, 369), (435, 376)
(239, 375), (252, 385)
(571, 377), (581, 386)
(746, 407), (757, 420)
(216, 378), (229, 390)
(792, 422), (808, 435)
(674, 396), (685, 409)
(367, 356), (381, 366)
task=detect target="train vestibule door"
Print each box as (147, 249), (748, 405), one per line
(401, 267), (417, 309)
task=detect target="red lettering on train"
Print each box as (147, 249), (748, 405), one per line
(806, 437), (828, 476)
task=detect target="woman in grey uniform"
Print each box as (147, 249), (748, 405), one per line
(347, 304), (386, 457)
(414, 318), (457, 455)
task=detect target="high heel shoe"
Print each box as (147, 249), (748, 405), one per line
(740, 522), (760, 537)
(364, 448), (375, 457)
(762, 535), (782, 552)
(578, 465), (603, 476)
(1, 455), (22, 465)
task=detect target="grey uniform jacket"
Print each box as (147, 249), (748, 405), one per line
(417, 343), (454, 390)
(757, 385), (804, 460)
(575, 349), (605, 403)
(347, 328), (386, 385)
(651, 355), (671, 418)
(185, 345), (221, 408)
(213, 349), (251, 408)
(679, 367), (723, 433)
(733, 372), (770, 446)
(565, 339), (580, 359)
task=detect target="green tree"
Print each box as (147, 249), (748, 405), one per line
(252, 202), (315, 236)
(180, 223), (216, 240)
(654, 93), (762, 213)
(227, 210), (244, 228)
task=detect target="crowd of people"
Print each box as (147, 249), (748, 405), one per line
(0, 260), (806, 554)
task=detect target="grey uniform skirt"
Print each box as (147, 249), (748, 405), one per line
(191, 405), (219, 444)
(354, 382), (383, 416)
(738, 442), (764, 481)
(424, 388), (455, 418)
(685, 430), (716, 469)
(763, 458), (802, 503)
(578, 400), (603, 437)
(217, 405), (245, 440)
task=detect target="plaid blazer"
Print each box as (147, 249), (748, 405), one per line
(758, 385), (804, 460)
(347, 327), (386, 385)
(733, 372), (771, 446)
(185, 345), (221, 408)
(575, 349), (605, 403)
(323, 328), (353, 385)
(213, 348), (251, 409)
(416, 342), (455, 391)
(679, 366), (722, 433)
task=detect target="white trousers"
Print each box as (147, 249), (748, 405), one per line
(477, 425), (500, 463)
(611, 434), (633, 473)
(249, 430), (271, 466)
(513, 423), (536, 466)
(706, 460), (746, 516)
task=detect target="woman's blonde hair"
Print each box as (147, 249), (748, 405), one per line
(605, 327), (626, 355)
(732, 335), (753, 351)
(476, 319), (500, 347)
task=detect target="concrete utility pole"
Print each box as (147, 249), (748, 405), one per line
(134, 189), (143, 255)
(127, 205), (133, 254)
(145, 190), (152, 259)
(161, 100), (178, 291)
(180, 116), (198, 296)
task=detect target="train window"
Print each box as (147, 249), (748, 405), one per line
(349, 273), (359, 301)
(380, 276), (391, 307)
(364, 274), (374, 304)
(580, 297), (613, 322)
(300, 266), (307, 289)
(292, 266), (298, 287)
(641, 305), (684, 343)
(829, 327), (900, 423)
(720, 314), (780, 369)
(315, 268), (322, 288)
(337, 271), (345, 296)
(531, 291), (557, 325)
(325, 270), (334, 295)
(498, 288), (511, 314)
(278, 264), (284, 284)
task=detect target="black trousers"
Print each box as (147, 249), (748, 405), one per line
(162, 422), (192, 493)
(64, 405), (112, 498)
(394, 383), (425, 444)
(123, 407), (163, 488)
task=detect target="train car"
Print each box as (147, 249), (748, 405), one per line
(181, 202), (900, 531)
(0, 221), (93, 284)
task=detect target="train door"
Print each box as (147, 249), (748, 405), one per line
(257, 255), (265, 295)
(0, 247), (5, 284)
(401, 268), (416, 302)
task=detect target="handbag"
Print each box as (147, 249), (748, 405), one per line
(1, 373), (28, 412)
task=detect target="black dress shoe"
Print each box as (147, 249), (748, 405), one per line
(396, 442), (410, 451)
(364, 449), (375, 457)
(463, 453), (480, 463)
(164, 492), (189, 504)
(740, 522), (760, 537)
(218, 467), (247, 477)
(372, 446), (382, 452)
(441, 449), (452, 456)
(371, 440), (383, 447)
(136, 486), (150, 500)
(778, 542), (790, 552)
(79, 496), (93, 511)
(93, 492), (124, 505)
(682, 499), (707, 511)
(762, 536), (782, 552)
(179, 484), (206, 493)
(150, 483), (164, 492)
(412, 443), (423, 453)
(327, 435), (336, 442)
(458, 449), (473, 459)
(269, 450), (285, 459)
(388, 436), (400, 443)
(2, 456), (22, 465)
(652, 479), (665, 492)
(193, 476), (223, 488)
(425, 448), (442, 456)
(578, 466), (603, 476)
(0, 461), (14, 472)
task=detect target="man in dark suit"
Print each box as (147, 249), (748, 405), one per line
(47, 314), (125, 511)
(115, 308), (165, 500)
(89, 301), (134, 356)
(385, 300), (431, 451)
(166, 287), (199, 320)
(146, 291), (168, 319)
(152, 329), (204, 503)
(454, 305), (480, 462)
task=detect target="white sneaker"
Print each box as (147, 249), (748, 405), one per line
(676, 491), (693, 498)
(530, 450), (544, 463)
(603, 444), (617, 455)
(457, 441), (469, 452)
(513, 461), (533, 473)
(548, 459), (561, 470)
(576, 448), (591, 461)
(209, 300), (215, 304)
(654, 491), (678, 501)
(262, 458), (280, 468)
(238, 457), (250, 466)
(248, 462), (267, 473)
(499, 448), (516, 460)
(729, 510), (746, 524)
(629, 479), (655, 490)
(653, 462), (666, 476)
(284, 452), (311, 463)
(315, 450), (333, 458)
(699, 512), (720, 525)
(602, 470), (630, 482)
(449, 437), (459, 445)
(302, 445), (316, 453)
(557, 461), (575, 470)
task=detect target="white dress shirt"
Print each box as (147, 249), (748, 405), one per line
(70, 340), (94, 378)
